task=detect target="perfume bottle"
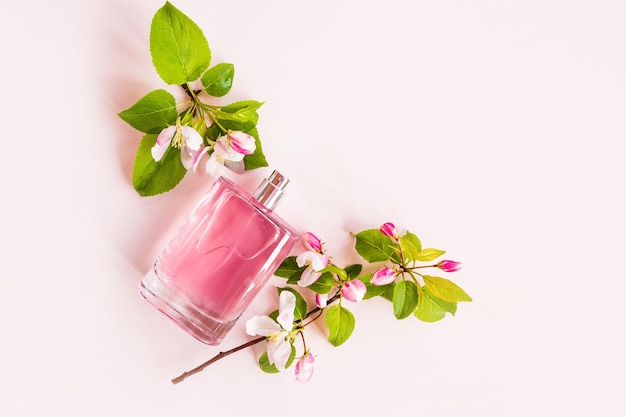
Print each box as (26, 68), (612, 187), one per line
(140, 171), (300, 345)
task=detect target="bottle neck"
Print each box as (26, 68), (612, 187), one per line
(253, 171), (289, 210)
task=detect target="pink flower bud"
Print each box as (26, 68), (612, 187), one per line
(371, 268), (396, 285)
(437, 260), (462, 272)
(227, 131), (256, 155)
(295, 352), (315, 383)
(315, 293), (328, 308)
(379, 222), (398, 239)
(302, 232), (323, 252)
(341, 280), (366, 303)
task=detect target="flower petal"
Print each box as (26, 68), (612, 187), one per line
(224, 159), (246, 173)
(296, 251), (328, 271)
(311, 254), (329, 271)
(181, 126), (203, 151)
(341, 279), (366, 303)
(379, 222), (398, 238)
(302, 232), (322, 252)
(315, 293), (328, 308)
(371, 268), (396, 285)
(297, 267), (322, 287)
(215, 136), (244, 161)
(177, 128), (205, 169)
(294, 352), (315, 383)
(180, 146), (194, 170)
(267, 338), (292, 371)
(437, 260), (462, 272)
(277, 290), (296, 331)
(245, 315), (281, 336)
(228, 131), (256, 155)
(192, 146), (210, 173)
(205, 154), (227, 177)
(156, 126), (176, 146)
(151, 126), (176, 161)
(296, 251), (316, 268)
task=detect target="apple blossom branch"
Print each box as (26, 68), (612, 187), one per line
(171, 293), (341, 384)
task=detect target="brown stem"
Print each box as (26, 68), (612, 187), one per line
(171, 336), (265, 384)
(180, 83), (194, 99)
(171, 293), (342, 384)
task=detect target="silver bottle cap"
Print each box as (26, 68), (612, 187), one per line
(253, 170), (289, 210)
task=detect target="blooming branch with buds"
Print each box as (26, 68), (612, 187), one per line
(171, 223), (471, 384)
(118, 2), (268, 196)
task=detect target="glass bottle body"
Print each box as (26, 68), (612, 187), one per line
(140, 176), (299, 345)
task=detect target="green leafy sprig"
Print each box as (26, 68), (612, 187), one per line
(352, 227), (472, 322)
(118, 2), (267, 196)
(171, 224), (471, 384)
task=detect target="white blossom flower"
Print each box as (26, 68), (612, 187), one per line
(246, 291), (296, 371)
(151, 125), (204, 169)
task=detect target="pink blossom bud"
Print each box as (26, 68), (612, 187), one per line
(315, 293), (328, 308)
(295, 352), (315, 383)
(437, 260), (462, 272)
(379, 222), (398, 239)
(341, 280), (366, 303)
(371, 268), (396, 285)
(302, 232), (323, 252)
(227, 131), (256, 155)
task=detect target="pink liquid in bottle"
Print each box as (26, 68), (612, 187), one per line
(140, 171), (300, 345)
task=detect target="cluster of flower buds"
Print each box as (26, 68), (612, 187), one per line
(151, 123), (256, 175)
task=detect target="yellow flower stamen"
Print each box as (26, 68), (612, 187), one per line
(171, 127), (184, 148)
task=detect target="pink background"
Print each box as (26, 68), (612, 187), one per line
(2, 0), (625, 415)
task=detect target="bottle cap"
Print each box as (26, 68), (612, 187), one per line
(253, 170), (289, 210)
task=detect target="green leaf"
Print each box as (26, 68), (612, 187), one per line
(258, 350), (279, 374)
(423, 275), (472, 302)
(201, 63), (234, 97)
(132, 134), (187, 196)
(205, 123), (223, 141)
(392, 280), (419, 319)
(353, 229), (401, 263)
(274, 256), (307, 285)
(344, 264), (363, 280)
(399, 232), (422, 263)
(414, 286), (457, 322)
(326, 304), (355, 347)
(215, 100), (263, 132)
(274, 256), (300, 278)
(416, 248), (446, 262)
(258, 345), (296, 373)
(242, 127), (269, 170)
(402, 231), (422, 252)
(307, 272), (334, 294)
(222, 99), (264, 113)
(382, 283), (395, 302)
(359, 273), (392, 300)
(286, 268), (305, 285)
(278, 287), (308, 320)
(319, 264), (347, 280)
(118, 89), (178, 133)
(150, 2), (211, 84)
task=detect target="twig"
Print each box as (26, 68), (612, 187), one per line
(171, 336), (265, 384)
(180, 83), (194, 99)
(171, 293), (342, 384)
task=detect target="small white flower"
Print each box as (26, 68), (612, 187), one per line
(205, 131), (256, 176)
(246, 291), (296, 371)
(151, 125), (204, 170)
(296, 251), (329, 287)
